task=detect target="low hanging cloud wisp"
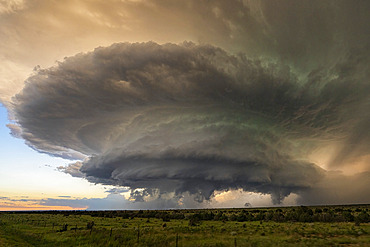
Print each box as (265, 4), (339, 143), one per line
(12, 42), (370, 205)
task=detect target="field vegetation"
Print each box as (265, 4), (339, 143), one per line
(0, 204), (369, 246)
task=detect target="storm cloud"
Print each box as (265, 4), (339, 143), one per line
(11, 40), (370, 205)
(2, 0), (368, 207)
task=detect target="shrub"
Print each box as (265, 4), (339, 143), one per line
(87, 221), (95, 230)
(188, 215), (202, 226)
(355, 212), (369, 223)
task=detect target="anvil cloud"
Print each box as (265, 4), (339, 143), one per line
(12, 42), (370, 204)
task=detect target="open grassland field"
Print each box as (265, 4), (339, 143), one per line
(0, 205), (369, 246)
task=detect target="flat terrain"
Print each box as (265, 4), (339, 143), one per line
(0, 205), (369, 246)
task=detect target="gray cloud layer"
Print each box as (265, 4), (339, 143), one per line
(12, 40), (370, 205)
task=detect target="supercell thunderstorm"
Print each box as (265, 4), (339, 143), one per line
(11, 42), (370, 205)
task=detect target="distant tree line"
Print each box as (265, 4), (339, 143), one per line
(2, 205), (369, 224)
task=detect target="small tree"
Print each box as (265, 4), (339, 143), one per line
(87, 221), (95, 230)
(188, 214), (202, 226)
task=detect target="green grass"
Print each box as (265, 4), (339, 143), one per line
(0, 207), (369, 246)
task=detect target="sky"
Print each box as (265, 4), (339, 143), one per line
(0, 0), (369, 210)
